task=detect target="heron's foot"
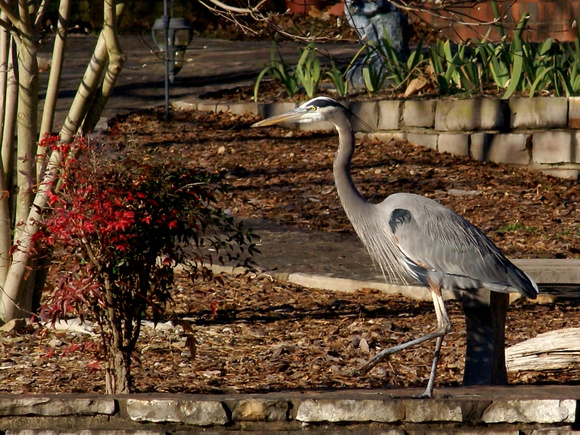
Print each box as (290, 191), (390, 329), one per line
(351, 350), (391, 376)
(414, 390), (433, 399)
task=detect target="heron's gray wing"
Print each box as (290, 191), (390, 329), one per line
(381, 193), (536, 297)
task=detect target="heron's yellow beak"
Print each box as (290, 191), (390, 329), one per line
(251, 108), (304, 127)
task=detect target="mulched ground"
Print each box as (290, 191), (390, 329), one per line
(0, 107), (578, 394)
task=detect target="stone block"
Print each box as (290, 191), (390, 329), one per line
(532, 131), (573, 163)
(296, 399), (405, 423)
(471, 133), (531, 165)
(349, 101), (379, 132)
(403, 99), (436, 128)
(215, 103), (231, 113)
(171, 100), (198, 111)
(537, 167), (580, 180)
(482, 399), (576, 424)
(231, 399), (289, 421)
(228, 102), (259, 115)
(126, 398), (228, 426)
(196, 102), (218, 113)
(0, 397), (115, 416)
(377, 99), (401, 130)
(435, 98), (505, 131)
(258, 102), (296, 119)
(575, 131), (580, 163)
(406, 132), (438, 150)
(404, 400), (463, 422)
(438, 133), (469, 156)
(569, 96), (580, 128)
(367, 132), (406, 143)
(510, 97), (568, 129)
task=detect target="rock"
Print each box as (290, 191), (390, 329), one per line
(404, 400), (463, 422)
(447, 188), (482, 197)
(0, 318), (27, 333)
(482, 399), (576, 423)
(296, 399), (405, 423)
(0, 397), (115, 416)
(231, 399), (289, 421)
(126, 398), (228, 426)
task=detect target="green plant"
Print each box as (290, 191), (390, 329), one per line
(254, 41), (299, 101)
(496, 221), (538, 233)
(350, 0), (580, 98)
(295, 42), (322, 98)
(363, 34), (426, 94)
(325, 59), (349, 97)
(362, 59), (388, 95)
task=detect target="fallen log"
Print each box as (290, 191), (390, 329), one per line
(506, 327), (580, 372)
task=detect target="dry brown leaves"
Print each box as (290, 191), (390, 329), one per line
(112, 108), (579, 259)
(0, 107), (578, 395)
(1, 272), (579, 394)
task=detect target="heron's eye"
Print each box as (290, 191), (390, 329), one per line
(310, 106), (317, 111)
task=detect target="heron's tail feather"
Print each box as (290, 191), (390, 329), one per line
(482, 268), (538, 299)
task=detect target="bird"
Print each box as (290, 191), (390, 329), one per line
(252, 96), (538, 397)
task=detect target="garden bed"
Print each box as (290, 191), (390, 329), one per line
(0, 108), (578, 395)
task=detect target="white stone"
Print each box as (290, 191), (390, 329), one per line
(404, 400), (463, 422)
(229, 102), (259, 115)
(482, 399), (576, 423)
(435, 98), (504, 131)
(569, 96), (580, 128)
(296, 399), (405, 423)
(403, 99), (436, 128)
(259, 102), (296, 119)
(438, 133), (469, 156)
(510, 97), (568, 129)
(349, 101), (379, 132)
(377, 100), (401, 130)
(574, 131), (580, 163)
(126, 398), (228, 426)
(532, 131), (573, 163)
(471, 133), (531, 165)
(406, 132), (438, 150)
(232, 399), (289, 421)
(0, 397), (115, 416)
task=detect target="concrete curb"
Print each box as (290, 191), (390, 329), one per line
(211, 258), (580, 304)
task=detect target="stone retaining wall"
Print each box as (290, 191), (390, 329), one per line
(184, 95), (580, 180)
(0, 388), (579, 433)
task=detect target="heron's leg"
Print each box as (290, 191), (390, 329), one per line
(354, 284), (452, 398)
(421, 290), (451, 398)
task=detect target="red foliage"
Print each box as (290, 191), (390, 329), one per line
(32, 138), (257, 392)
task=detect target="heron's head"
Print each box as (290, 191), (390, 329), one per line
(251, 97), (347, 128)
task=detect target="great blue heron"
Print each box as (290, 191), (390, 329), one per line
(252, 96), (538, 397)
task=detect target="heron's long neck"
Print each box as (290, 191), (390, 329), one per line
(332, 116), (368, 218)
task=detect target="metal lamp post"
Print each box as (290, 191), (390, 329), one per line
(152, 1), (194, 119)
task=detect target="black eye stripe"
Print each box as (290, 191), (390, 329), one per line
(310, 98), (340, 108)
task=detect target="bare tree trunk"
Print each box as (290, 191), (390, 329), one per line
(0, 0), (126, 321)
(38, 0), (71, 173)
(82, 0), (126, 134)
(0, 149), (62, 320)
(0, 19), (13, 285)
(59, 34), (107, 145)
(60, 0), (126, 144)
(14, 40), (38, 232)
(105, 348), (131, 394)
